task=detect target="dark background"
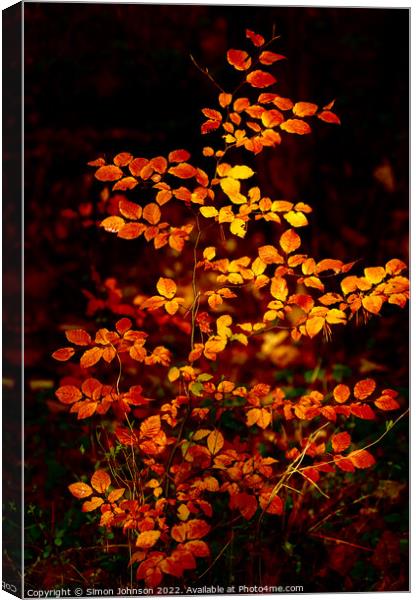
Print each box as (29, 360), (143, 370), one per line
(20, 3), (409, 592)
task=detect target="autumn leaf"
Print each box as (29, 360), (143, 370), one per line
(113, 176), (138, 191)
(353, 378), (376, 400)
(331, 432), (351, 453)
(230, 493), (257, 520)
(258, 245), (283, 264)
(52, 347), (75, 361)
(140, 415), (161, 438)
(100, 216), (125, 233)
(82, 496), (104, 512)
(143, 203), (161, 225)
(246, 29), (265, 47)
(246, 70), (276, 88)
(168, 149), (191, 163)
(119, 199), (142, 220)
(259, 51), (286, 65)
(227, 165), (254, 179)
(65, 329), (91, 346)
(293, 102), (318, 117)
(68, 482), (93, 499)
(168, 163), (197, 179)
(80, 347), (103, 369)
(318, 110), (341, 124)
(280, 119), (311, 135)
(95, 165), (123, 181)
(108, 488), (126, 503)
(156, 277), (177, 300)
(333, 384), (350, 404)
(362, 295), (384, 315)
(348, 449), (376, 469)
(55, 385), (82, 405)
(136, 530), (161, 549)
(374, 395), (400, 411)
(306, 316), (325, 338)
(246, 408), (271, 429)
(227, 49), (251, 71)
(91, 470), (111, 494)
(207, 430), (224, 454)
(280, 229), (301, 253)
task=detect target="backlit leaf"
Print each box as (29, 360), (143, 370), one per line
(168, 149), (191, 163)
(156, 277), (177, 299)
(280, 229), (301, 253)
(168, 163), (197, 179)
(227, 165), (254, 179)
(374, 395), (400, 411)
(82, 496), (104, 512)
(246, 70), (276, 88)
(52, 347), (75, 361)
(100, 216), (125, 233)
(331, 432), (351, 453)
(95, 165), (123, 181)
(68, 482), (93, 499)
(354, 378), (376, 400)
(280, 119), (311, 135)
(207, 430), (224, 454)
(56, 385), (82, 404)
(119, 199), (142, 220)
(227, 49), (251, 71)
(259, 51), (286, 65)
(91, 470), (111, 493)
(246, 29), (265, 47)
(333, 384), (350, 404)
(318, 110), (341, 124)
(65, 329), (91, 346)
(143, 203), (161, 225)
(348, 449), (375, 469)
(136, 530), (161, 549)
(80, 347), (103, 369)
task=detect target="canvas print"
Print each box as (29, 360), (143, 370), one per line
(2, 2), (409, 597)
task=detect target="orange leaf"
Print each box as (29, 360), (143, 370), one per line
(364, 266), (386, 284)
(119, 199), (142, 220)
(353, 378), (376, 400)
(246, 70), (276, 88)
(246, 29), (265, 47)
(258, 245), (283, 264)
(143, 203), (161, 225)
(112, 176), (138, 191)
(385, 258), (407, 276)
(80, 347), (103, 369)
(259, 51), (286, 65)
(318, 110), (341, 124)
(82, 496), (104, 512)
(156, 277), (177, 299)
(261, 109), (284, 128)
(270, 277), (288, 301)
(293, 102), (318, 117)
(280, 119), (311, 135)
(362, 295), (383, 315)
(306, 316), (325, 338)
(77, 401), (98, 419)
(331, 432), (351, 453)
(185, 540), (210, 557)
(65, 329), (91, 346)
(227, 49), (252, 71)
(186, 519), (210, 540)
(350, 403), (376, 420)
(87, 157), (105, 167)
(140, 415), (161, 438)
(95, 165), (123, 181)
(150, 156), (168, 174)
(374, 395), (400, 411)
(118, 223), (146, 239)
(129, 157), (149, 176)
(218, 93), (232, 107)
(168, 163), (197, 179)
(55, 385), (82, 405)
(168, 149), (191, 163)
(107, 488), (125, 503)
(100, 216), (125, 233)
(333, 384), (350, 404)
(68, 482), (93, 499)
(348, 449), (375, 469)
(52, 347), (75, 361)
(280, 229), (301, 253)
(113, 152), (133, 166)
(207, 430), (224, 455)
(136, 530), (161, 549)
(91, 470), (111, 493)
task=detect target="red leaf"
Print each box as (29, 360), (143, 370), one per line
(348, 449), (376, 469)
(52, 347), (75, 361)
(331, 432), (351, 453)
(246, 70), (276, 88)
(318, 110), (341, 124)
(65, 329), (91, 346)
(227, 49), (251, 71)
(246, 29), (265, 47)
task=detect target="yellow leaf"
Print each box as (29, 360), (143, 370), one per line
(207, 430), (224, 454)
(200, 206), (218, 218)
(230, 218), (246, 237)
(156, 277), (177, 299)
(227, 165), (254, 179)
(270, 277), (288, 301)
(136, 530), (161, 549)
(168, 367), (180, 382)
(217, 315), (232, 338)
(203, 246), (216, 260)
(220, 177), (246, 204)
(177, 504), (191, 521)
(283, 211), (308, 227)
(165, 299), (180, 315)
(364, 266), (386, 285)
